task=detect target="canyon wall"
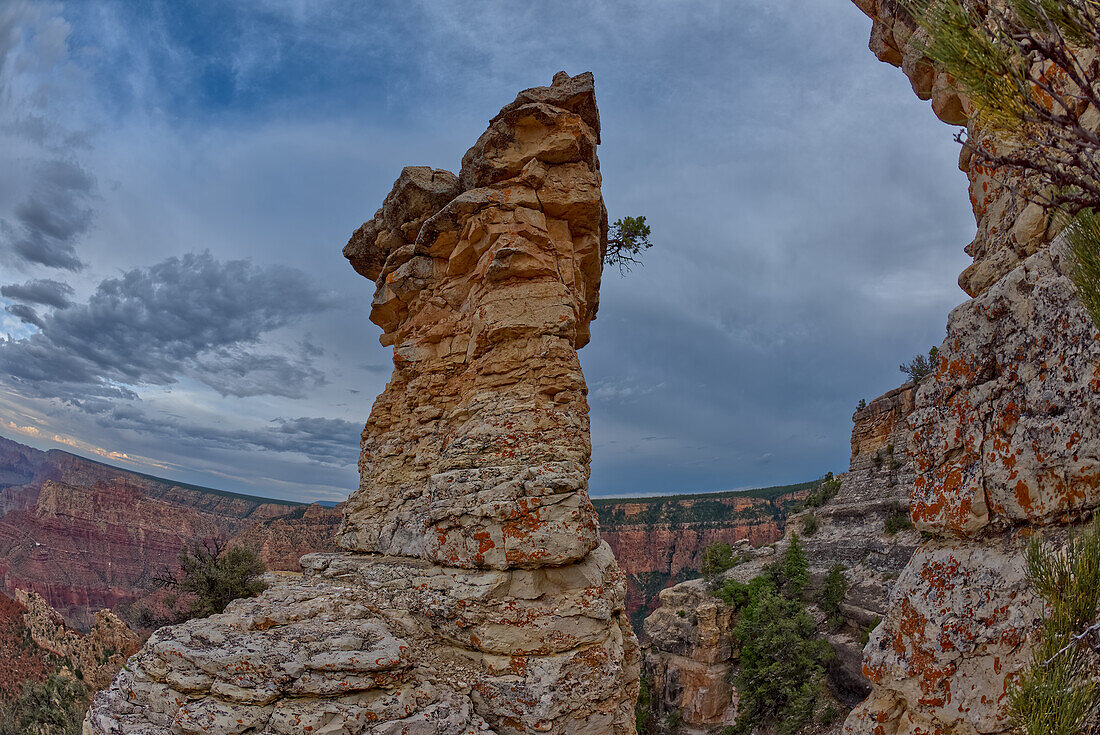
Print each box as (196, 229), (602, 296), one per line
(640, 385), (923, 733)
(0, 431), (805, 636)
(0, 435), (338, 628)
(596, 486), (809, 630)
(85, 71), (639, 735)
(845, 4), (1100, 734)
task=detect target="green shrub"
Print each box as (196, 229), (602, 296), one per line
(860, 617), (882, 647)
(885, 507), (913, 535)
(803, 473), (842, 509)
(1007, 517), (1100, 735)
(820, 565), (848, 626)
(700, 541), (736, 580)
(1069, 210), (1100, 329)
(157, 540), (267, 619)
(801, 512), (819, 536)
(900, 346), (940, 383)
(635, 674), (653, 734)
(730, 586), (832, 735)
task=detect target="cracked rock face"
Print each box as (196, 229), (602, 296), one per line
(85, 71), (638, 735)
(846, 5), (1100, 734)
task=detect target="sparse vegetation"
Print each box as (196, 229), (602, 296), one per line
(899, 346), (940, 383)
(700, 541), (736, 581)
(860, 617), (882, 647)
(857, 398), (867, 410)
(885, 506), (913, 535)
(1068, 210), (1100, 327)
(155, 539), (267, 619)
(0, 675), (88, 735)
(802, 512), (819, 536)
(604, 216), (653, 275)
(1007, 517), (1100, 735)
(635, 674), (654, 734)
(803, 473), (842, 509)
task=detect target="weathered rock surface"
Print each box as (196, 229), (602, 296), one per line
(850, 0), (1064, 299)
(845, 4), (1100, 733)
(86, 71), (639, 735)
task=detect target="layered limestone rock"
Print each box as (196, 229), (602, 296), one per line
(846, 4), (1100, 733)
(85, 71), (638, 735)
(640, 385), (924, 732)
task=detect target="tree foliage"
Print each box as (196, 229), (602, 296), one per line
(0, 675), (87, 735)
(900, 346), (940, 383)
(820, 564), (848, 627)
(156, 539), (267, 619)
(907, 0), (1100, 214)
(781, 533), (809, 599)
(1008, 517), (1100, 734)
(604, 215), (653, 274)
(700, 541), (737, 581)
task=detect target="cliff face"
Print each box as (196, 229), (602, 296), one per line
(845, 4), (1100, 734)
(86, 72), (639, 735)
(0, 430), (803, 637)
(640, 386), (923, 733)
(0, 435), (339, 628)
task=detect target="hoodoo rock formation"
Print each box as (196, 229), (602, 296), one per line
(845, 3), (1100, 734)
(85, 72), (639, 735)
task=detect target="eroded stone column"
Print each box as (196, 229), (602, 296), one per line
(84, 72), (639, 735)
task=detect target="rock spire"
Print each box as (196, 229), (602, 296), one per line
(85, 71), (639, 735)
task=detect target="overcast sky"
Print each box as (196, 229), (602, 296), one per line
(0, 0), (974, 503)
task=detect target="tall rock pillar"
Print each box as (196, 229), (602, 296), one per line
(85, 72), (639, 735)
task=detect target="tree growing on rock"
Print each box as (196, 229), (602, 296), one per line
(604, 216), (653, 274)
(155, 540), (267, 620)
(906, 0), (1100, 325)
(899, 346), (939, 383)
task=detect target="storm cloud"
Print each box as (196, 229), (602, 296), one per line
(0, 1), (980, 501)
(2, 278), (76, 309)
(0, 251), (337, 401)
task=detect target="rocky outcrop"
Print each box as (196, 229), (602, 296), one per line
(643, 579), (739, 730)
(16, 589), (140, 691)
(850, 0), (1058, 299)
(845, 4), (1100, 734)
(86, 71), (639, 735)
(640, 386), (924, 733)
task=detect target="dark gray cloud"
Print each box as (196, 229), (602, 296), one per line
(1, 278), (75, 308)
(5, 303), (44, 329)
(104, 404), (358, 467)
(2, 159), (94, 270)
(0, 251), (337, 401)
